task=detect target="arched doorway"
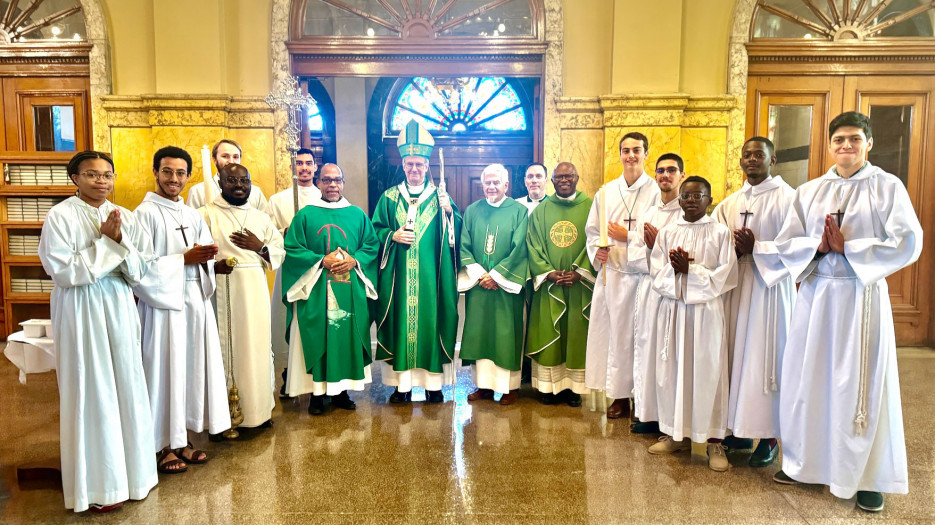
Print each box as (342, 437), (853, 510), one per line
(741, 0), (935, 345)
(278, 0), (558, 210)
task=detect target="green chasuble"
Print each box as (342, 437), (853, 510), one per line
(281, 200), (379, 383)
(372, 183), (462, 373)
(525, 191), (595, 369)
(459, 197), (529, 372)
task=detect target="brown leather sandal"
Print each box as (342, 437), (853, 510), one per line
(157, 447), (188, 474)
(175, 441), (208, 465)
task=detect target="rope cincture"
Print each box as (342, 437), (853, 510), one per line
(854, 284), (874, 436)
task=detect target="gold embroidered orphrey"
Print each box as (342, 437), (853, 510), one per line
(549, 220), (578, 248)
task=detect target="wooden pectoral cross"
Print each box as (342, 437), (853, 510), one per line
(831, 208), (845, 227)
(176, 224), (189, 245)
(623, 215), (636, 230)
(740, 210), (754, 229)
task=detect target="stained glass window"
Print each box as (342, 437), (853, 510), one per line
(308, 99), (323, 132)
(389, 77), (527, 133)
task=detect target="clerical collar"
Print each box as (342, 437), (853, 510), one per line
(555, 191), (577, 201)
(312, 196), (350, 209)
(527, 194), (545, 203)
(407, 182), (425, 194)
(486, 196), (506, 207)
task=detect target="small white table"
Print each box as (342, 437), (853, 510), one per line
(4, 330), (55, 384)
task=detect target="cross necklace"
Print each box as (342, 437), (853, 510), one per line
(231, 206), (250, 234)
(617, 182), (644, 230)
(832, 181), (856, 227)
(740, 190), (761, 229)
(158, 205), (190, 246)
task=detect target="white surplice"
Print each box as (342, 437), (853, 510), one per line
(38, 197), (157, 512)
(776, 163), (922, 498)
(134, 192), (231, 449)
(268, 185), (321, 372)
(187, 174), (270, 214)
(516, 194), (547, 215)
(199, 196), (285, 427)
(651, 215), (737, 442)
(627, 197), (682, 422)
(713, 176), (796, 439)
(584, 173), (660, 399)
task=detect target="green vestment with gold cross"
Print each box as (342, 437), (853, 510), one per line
(281, 201), (379, 383)
(459, 197), (529, 372)
(372, 183), (462, 374)
(525, 191), (595, 369)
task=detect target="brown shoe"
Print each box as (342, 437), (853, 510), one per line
(499, 390), (519, 405)
(467, 388), (494, 401)
(607, 398), (630, 419)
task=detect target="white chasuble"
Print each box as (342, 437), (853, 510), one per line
(268, 185), (321, 372)
(38, 197), (158, 512)
(186, 174), (270, 214)
(134, 192), (231, 449)
(626, 197), (682, 422)
(713, 176), (796, 439)
(200, 197), (285, 427)
(650, 215), (737, 442)
(584, 173), (660, 399)
(776, 163), (922, 498)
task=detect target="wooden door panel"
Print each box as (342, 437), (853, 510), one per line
(1, 77), (90, 153)
(843, 76), (935, 344)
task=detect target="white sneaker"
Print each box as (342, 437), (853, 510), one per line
(707, 442), (729, 472)
(648, 435), (691, 455)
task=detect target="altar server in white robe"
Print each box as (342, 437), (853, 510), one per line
(38, 151), (157, 512)
(585, 132), (660, 419)
(268, 148), (321, 398)
(134, 146), (231, 472)
(626, 153), (684, 434)
(648, 176), (737, 472)
(713, 136), (795, 468)
(516, 163), (549, 214)
(773, 111), (922, 513)
(200, 163), (285, 429)
(186, 138), (269, 213)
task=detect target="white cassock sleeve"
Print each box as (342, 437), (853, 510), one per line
(650, 229), (681, 301)
(844, 178), (922, 285)
(132, 208), (184, 311)
(625, 220), (651, 274)
(584, 190), (604, 271)
(261, 220), (286, 272)
(775, 189), (824, 283)
(684, 228), (737, 305)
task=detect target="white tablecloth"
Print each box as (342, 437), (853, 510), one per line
(4, 331), (55, 384)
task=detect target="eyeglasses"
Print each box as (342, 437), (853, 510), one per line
(319, 177), (344, 185)
(159, 168), (189, 177)
(655, 166), (681, 175)
(404, 161), (427, 170)
(679, 192), (709, 201)
(79, 171), (116, 181)
(553, 174), (576, 181)
(222, 177), (250, 185)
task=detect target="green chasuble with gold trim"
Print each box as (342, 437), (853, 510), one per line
(525, 191), (595, 368)
(281, 201), (379, 383)
(459, 197), (529, 372)
(372, 183), (462, 373)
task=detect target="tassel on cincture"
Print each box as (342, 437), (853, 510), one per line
(854, 411), (868, 436)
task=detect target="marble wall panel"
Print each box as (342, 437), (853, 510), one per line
(602, 126), (680, 185)
(111, 127), (154, 209)
(680, 127), (729, 204)
(560, 129), (604, 197)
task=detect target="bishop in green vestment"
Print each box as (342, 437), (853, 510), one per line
(459, 164), (529, 406)
(372, 121), (462, 404)
(526, 162), (595, 406)
(281, 164), (379, 415)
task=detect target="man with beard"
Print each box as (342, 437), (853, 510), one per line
(268, 148), (322, 399)
(516, 163), (548, 214)
(281, 163), (379, 414)
(460, 164), (529, 406)
(186, 139), (269, 213)
(134, 146), (230, 473)
(525, 162), (594, 407)
(372, 120), (462, 404)
(714, 137), (795, 467)
(199, 163), (285, 431)
(585, 132), (660, 419)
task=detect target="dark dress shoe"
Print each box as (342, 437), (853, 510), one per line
(258, 419), (274, 428)
(539, 393), (559, 405)
(564, 391), (582, 407)
(279, 368), (291, 399)
(722, 435), (754, 451)
(856, 491), (884, 512)
(630, 419), (660, 434)
(389, 389), (412, 404)
(332, 392), (356, 410)
(209, 432), (224, 442)
(467, 388), (494, 401)
(499, 390), (519, 405)
(308, 395), (326, 415)
(426, 390), (444, 403)
(606, 399), (630, 419)
(749, 439), (779, 467)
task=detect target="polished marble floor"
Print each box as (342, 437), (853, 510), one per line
(1, 346), (934, 524)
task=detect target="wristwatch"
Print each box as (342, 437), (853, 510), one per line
(259, 245), (269, 255)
